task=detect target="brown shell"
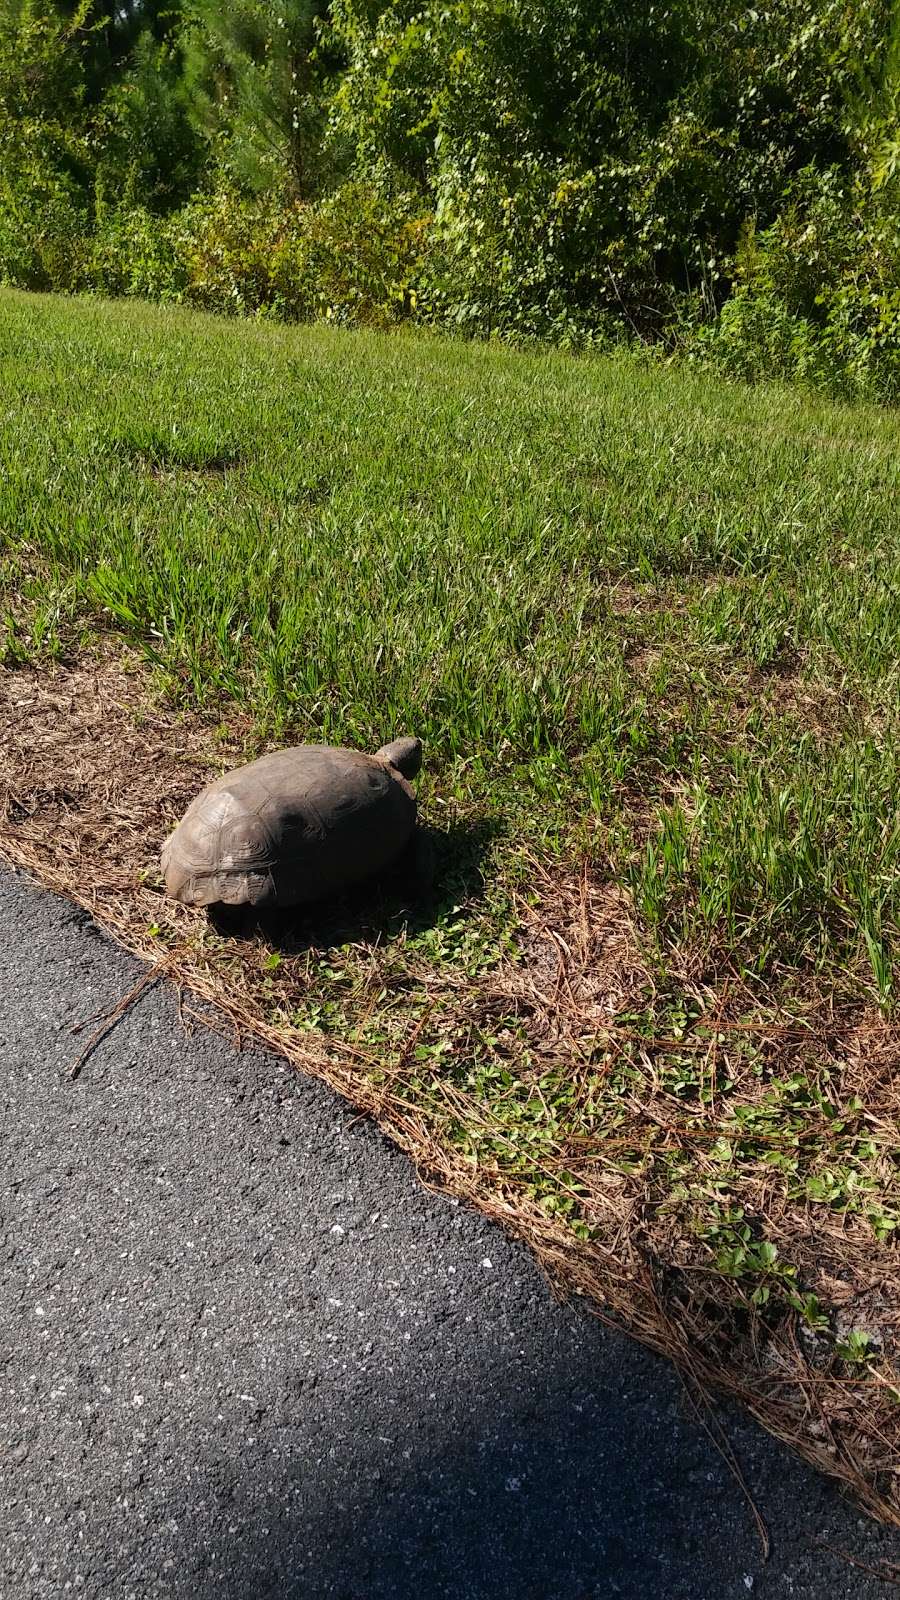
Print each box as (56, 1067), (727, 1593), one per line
(161, 745), (416, 908)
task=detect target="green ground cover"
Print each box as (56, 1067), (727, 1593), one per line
(5, 289), (898, 989)
(2, 289), (899, 1513)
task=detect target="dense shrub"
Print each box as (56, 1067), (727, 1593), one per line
(0, 169), (89, 291)
(78, 181), (431, 324)
(0, 0), (92, 288)
(86, 205), (187, 300)
(0, 0), (897, 399)
(692, 167), (900, 402)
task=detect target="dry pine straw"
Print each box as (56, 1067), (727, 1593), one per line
(3, 643), (900, 1534)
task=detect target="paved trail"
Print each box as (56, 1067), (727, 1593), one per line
(1, 869), (897, 1599)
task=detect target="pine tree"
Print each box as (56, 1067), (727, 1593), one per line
(181, 0), (327, 197)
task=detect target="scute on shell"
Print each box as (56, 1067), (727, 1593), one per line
(161, 742), (418, 909)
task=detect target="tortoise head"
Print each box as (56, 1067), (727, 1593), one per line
(375, 735), (422, 780)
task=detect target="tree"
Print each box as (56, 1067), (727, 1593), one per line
(181, 0), (329, 197)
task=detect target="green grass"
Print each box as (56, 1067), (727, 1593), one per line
(3, 288), (898, 993)
(3, 291), (900, 1501)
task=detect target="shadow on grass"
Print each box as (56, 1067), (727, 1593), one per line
(207, 817), (502, 955)
(111, 434), (246, 477)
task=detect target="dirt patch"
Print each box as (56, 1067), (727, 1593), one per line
(3, 649), (251, 891)
(625, 639), (857, 743)
(2, 646), (899, 1531)
(728, 660), (860, 740)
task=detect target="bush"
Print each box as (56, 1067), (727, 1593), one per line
(294, 179), (431, 326)
(174, 192), (299, 315)
(695, 167), (900, 402)
(86, 206), (189, 301)
(147, 181), (431, 325)
(0, 169), (89, 292)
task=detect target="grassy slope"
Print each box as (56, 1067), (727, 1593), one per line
(5, 290), (898, 983)
(2, 289), (899, 1507)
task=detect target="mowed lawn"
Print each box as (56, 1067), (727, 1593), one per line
(2, 289), (899, 1512)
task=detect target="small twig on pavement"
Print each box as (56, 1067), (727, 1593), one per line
(810, 1539), (900, 1586)
(69, 958), (173, 1081)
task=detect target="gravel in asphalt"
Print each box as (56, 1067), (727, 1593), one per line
(1, 868), (898, 1600)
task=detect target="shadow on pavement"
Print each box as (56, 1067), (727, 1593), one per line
(4, 866), (898, 1600)
(156, 1258), (894, 1600)
(165, 1314), (754, 1600)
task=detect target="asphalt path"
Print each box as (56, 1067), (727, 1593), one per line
(1, 867), (898, 1600)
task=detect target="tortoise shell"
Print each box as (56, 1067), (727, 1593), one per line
(161, 742), (419, 909)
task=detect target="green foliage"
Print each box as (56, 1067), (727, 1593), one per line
(175, 190), (307, 313)
(835, 1328), (875, 1364)
(0, 166), (88, 290)
(700, 1206), (796, 1295)
(694, 166), (900, 402)
(294, 178), (430, 322)
(0, 0), (897, 394)
(180, 0), (327, 197)
(95, 31), (201, 209)
(86, 204), (188, 300)
(0, 0), (93, 287)
(87, 180), (428, 320)
(324, 0), (898, 356)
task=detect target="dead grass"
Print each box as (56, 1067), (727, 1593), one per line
(2, 643), (899, 1531)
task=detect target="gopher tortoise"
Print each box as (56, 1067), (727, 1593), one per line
(161, 736), (423, 911)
